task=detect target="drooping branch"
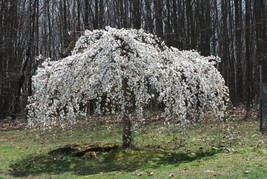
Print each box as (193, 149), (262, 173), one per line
(27, 27), (229, 129)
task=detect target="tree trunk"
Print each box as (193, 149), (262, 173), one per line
(244, 0), (252, 119)
(122, 78), (132, 148)
(84, 0), (90, 29)
(234, 0), (244, 106)
(99, 0), (104, 29)
(132, 0), (141, 29)
(144, 0), (153, 32)
(122, 114), (132, 148)
(154, 0), (163, 37)
(255, 0), (267, 83)
(94, 0), (99, 29)
(262, 61), (267, 82)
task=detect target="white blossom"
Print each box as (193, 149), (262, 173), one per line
(27, 27), (229, 127)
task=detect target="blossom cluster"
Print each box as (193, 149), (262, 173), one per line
(27, 27), (229, 127)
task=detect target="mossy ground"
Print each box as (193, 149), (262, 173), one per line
(0, 117), (266, 178)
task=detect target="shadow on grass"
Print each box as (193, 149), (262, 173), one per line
(9, 147), (222, 177)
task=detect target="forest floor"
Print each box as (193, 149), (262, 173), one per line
(0, 109), (267, 178)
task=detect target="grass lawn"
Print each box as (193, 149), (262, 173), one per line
(0, 117), (266, 178)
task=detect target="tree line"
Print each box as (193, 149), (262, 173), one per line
(0, 0), (266, 120)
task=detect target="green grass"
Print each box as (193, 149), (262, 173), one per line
(0, 118), (267, 178)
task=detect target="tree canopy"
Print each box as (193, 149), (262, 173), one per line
(27, 27), (229, 128)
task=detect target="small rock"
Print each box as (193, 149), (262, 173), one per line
(169, 173), (175, 178)
(244, 170), (250, 174)
(136, 172), (144, 176)
(147, 171), (154, 176)
(204, 170), (214, 173)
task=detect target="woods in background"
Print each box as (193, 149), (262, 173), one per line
(0, 0), (266, 120)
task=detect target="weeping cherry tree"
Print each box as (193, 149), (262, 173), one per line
(27, 27), (229, 148)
